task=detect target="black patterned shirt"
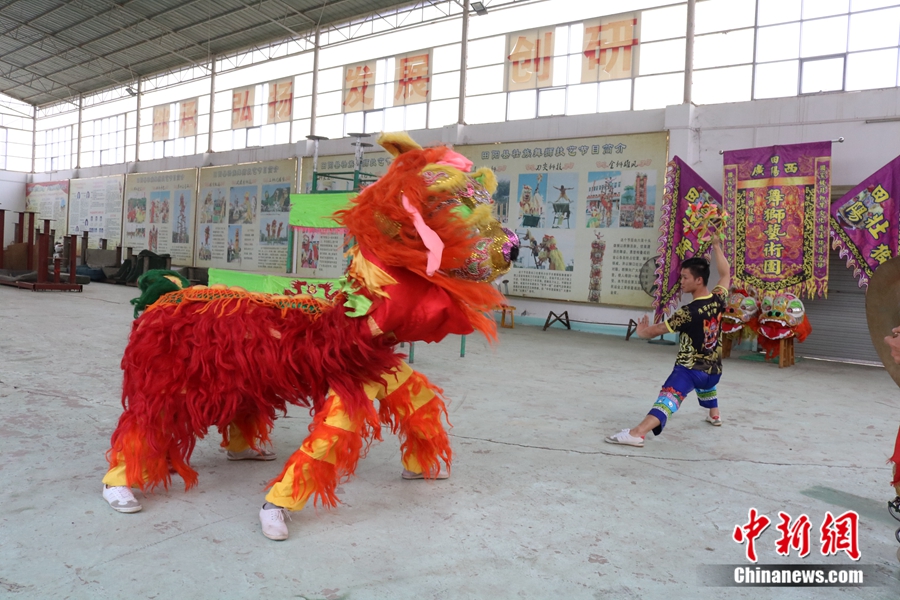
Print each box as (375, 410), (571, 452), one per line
(665, 285), (728, 375)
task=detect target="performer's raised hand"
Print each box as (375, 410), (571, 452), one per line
(885, 326), (900, 364)
(636, 315), (655, 338)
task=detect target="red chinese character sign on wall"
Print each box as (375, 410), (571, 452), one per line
(232, 85), (255, 129)
(179, 98), (198, 138)
(343, 61), (376, 113)
(268, 79), (293, 124)
(830, 155), (900, 288)
(394, 53), (430, 106)
(723, 142), (832, 297)
(507, 29), (554, 91)
(582, 16), (639, 83)
(152, 105), (170, 141)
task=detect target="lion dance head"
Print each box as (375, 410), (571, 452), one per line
(336, 133), (519, 338)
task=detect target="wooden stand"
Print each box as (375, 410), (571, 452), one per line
(500, 305), (516, 328)
(779, 337), (795, 368)
(722, 335), (734, 358)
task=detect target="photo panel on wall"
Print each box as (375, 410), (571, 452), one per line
(259, 214), (289, 246)
(585, 170), (656, 229)
(229, 186), (258, 225)
(171, 190), (192, 245)
(227, 224), (242, 264)
(514, 228), (576, 272)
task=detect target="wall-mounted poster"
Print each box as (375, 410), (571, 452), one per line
(292, 227), (347, 279)
(25, 180), (69, 242)
(195, 158), (297, 273)
(456, 132), (667, 307)
(68, 175), (124, 249)
(124, 169), (198, 264)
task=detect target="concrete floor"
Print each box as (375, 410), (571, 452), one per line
(1, 283), (899, 599)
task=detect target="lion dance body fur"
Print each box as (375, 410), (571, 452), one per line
(104, 133), (519, 512)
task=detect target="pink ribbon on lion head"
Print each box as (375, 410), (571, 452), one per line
(400, 150), (473, 277)
(402, 194), (444, 276)
(437, 150), (473, 172)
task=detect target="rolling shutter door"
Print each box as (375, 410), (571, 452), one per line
(797, 251), (880, 364)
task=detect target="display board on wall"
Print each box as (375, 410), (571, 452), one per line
(124, 169), (198, 265)
(194, 158), (297, 273)
(300, 152), (392, 193)
(25, 181), (69, 242)
(456, 133), (667, 307)
(68, 175), (124, 249)
(288, 192), (355, 279)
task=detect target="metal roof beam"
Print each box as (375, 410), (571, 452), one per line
(88, 0), (216, 66)
(232, 0), (316, 38)
(0, 57), (85, 105)
(4, 0), (435, 106)
(0, 1), (71, 39)
(5, 0), (213, 77)
(0, 12), (133, 90)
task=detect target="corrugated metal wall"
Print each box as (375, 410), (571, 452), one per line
(798, 251), (881, 364)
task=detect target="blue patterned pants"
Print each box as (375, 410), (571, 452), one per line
(648, 365), (721, 435)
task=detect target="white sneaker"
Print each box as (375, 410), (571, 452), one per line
(259, 504), (290, 540)
(401, 468), (450, 480)
(604, 429), (645, 447)
(705, 415), (723, 426)
(226, 447), (277, 461)
(103, 485), (142, 513)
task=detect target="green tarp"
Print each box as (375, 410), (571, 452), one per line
(288, 192), (354, 228)
(207, 268), (371, 317)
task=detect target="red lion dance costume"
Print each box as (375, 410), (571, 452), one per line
(101, 133), (519, 540)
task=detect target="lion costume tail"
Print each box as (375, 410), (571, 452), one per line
(107, 287), (402, 491)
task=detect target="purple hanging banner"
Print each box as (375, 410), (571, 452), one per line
(653, 156), (724, 320)
(830, 155), (900, 287)
(723, 141), (831, 298)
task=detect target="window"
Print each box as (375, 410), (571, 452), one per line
(466, 9), (675, 123)
(209, 48), (314, 152)
(82, 114), (126, 168)
(752, 1), (900, 99)
(1, 93), (35, 172)
(0, 128), (6, 170)
(37, 125), (74, 172)
(140, 96), (210, 160)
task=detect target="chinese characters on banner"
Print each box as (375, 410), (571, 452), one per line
(25, 181), (69, 243)
(456, 132), (667, 307)
(195, 158), (297, 274)
(124, 169), (198, 265)
(232, 85), (255, 129)
(152, 105), (170, 141)
(830, 155), (900, 287)
(653, 156), (724, 320)
(267, 78), (293, 124)
(507, 28), (554, 91)
(723, 142), (831, 298)
(68, 175), (124, 249)
(343, 61), (376, 113)
(179, 98), (198, 138)
(733, 508), (860, 563)
(394, 52), (430, 106)
(582, 16), (639, 82)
